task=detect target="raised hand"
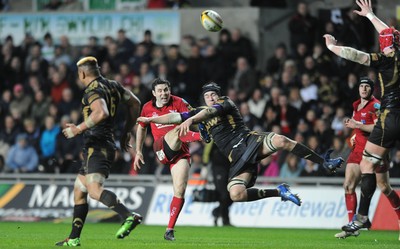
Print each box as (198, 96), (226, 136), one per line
(323, 34), (337, 48)
(354, 0), (373, 17)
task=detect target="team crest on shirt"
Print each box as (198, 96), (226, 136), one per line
(361, 112), (367, 117)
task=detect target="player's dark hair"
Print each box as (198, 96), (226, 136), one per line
(151, 78), (171, 90)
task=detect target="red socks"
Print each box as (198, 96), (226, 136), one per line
(386, 190), (400, 219)
(167, 197), (185, 229)
(345, 193), (357, 222)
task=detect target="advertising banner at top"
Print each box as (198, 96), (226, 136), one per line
(0, 11), (180, 46)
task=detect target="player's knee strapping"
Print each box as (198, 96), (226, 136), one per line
(263, 132), (277, 153)
(86, 173), (105, 185)
(227, 178), (248, 191)
(74, 177), (88, 193)
(362, 150), (383, 165)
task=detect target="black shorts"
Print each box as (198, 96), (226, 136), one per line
(229, 133), (267, 187)
(368, 109), (400, 148)
(79, 146), (116, 178)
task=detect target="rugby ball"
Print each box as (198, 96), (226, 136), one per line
(200, 10), (223, 32)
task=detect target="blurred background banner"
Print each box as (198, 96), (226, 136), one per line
(0, 182), (154, 222)
(0, 11), (180, 45)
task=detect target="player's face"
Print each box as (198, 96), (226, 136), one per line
(152, 83), (171, 107)
(359, 83), (372, 99)
(203, 91), (219, 107)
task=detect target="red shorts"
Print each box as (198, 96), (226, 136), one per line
(347, 151), (388, 173)
(153, 136), (190, 168)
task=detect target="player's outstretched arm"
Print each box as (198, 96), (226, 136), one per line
(179, 107), (218, 137)
(354, 0), (388, 33)
(323, 34), (370, 66)
(137, 113), (183, 125)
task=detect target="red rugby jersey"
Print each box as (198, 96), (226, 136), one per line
(351, 96), (379, 152)
(138, 95), (191, 141)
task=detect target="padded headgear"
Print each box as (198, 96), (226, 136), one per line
(359, 77), (374, 96)
(202, 82), (221, 96)
(379, 28), (400, 52)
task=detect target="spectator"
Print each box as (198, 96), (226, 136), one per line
(299, 72), (318, 104)
(165, 44), (183, 74)
(1, 115), (21, 147)
(39, 115), (60, 172)
(130, 75), (152, 104)
(260, 106), (279, 132)
(87, 36), (106, 64)
(138, 62), (156, 90)
(9, 84), (32, 116)
(30, 90), (51, 126)
(129, 44), (150, 74)
(202, 45), (226, 88)
(186, 44), (205, 89)
(247, 88), (268, 119)
(50, 71), (69, 104)
(139, 29), (156, 56)
(331, 107), (346, 136)
(5, 133), (38, 173)
(22, 117), (41, 153)
(317, 74), (337, 105)
(277, 94), (299, 137)
(24, 43), (49, 79)
(231, 28), (255, 67)
(53, 45), (72, 67)
(288, 1), (318, 53)
(266, 43), (287, 80)
(119, 63), (135, 87)
(41, 32), (55, 62)
(239, 102), (260, 130)
(55, 115), (82, 173)
(116, 29), (135, 61)
(170, 59), (198, 105)
(229, 57), (257, 102)
(57, 88), (80, 117)
(280, 153), (304, 178)
(299, 159), (325, 177)
(150, 46), (166, 71)
(216, 29), (235, 79)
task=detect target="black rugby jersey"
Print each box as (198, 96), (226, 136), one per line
(81, 76), (125, 148)
(369, 51), (400, 109)
(195, 96), (252, 159)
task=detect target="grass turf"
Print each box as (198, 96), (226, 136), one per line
(1, 221), (398, 248)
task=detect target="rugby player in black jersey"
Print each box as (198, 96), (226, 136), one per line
(56, 56), (142, 246)
(138, 83), (344, 208)
(324, 0), (400, 238)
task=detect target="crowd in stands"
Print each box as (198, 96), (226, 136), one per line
(0, 1), (399, 178)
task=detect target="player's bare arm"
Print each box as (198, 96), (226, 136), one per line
(121, 90), (141, 151)
(354, 0), (388, 33)
(133, 125), (147, 171)
(62, 98), (109, 139)
(323, 34), (370, 66)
